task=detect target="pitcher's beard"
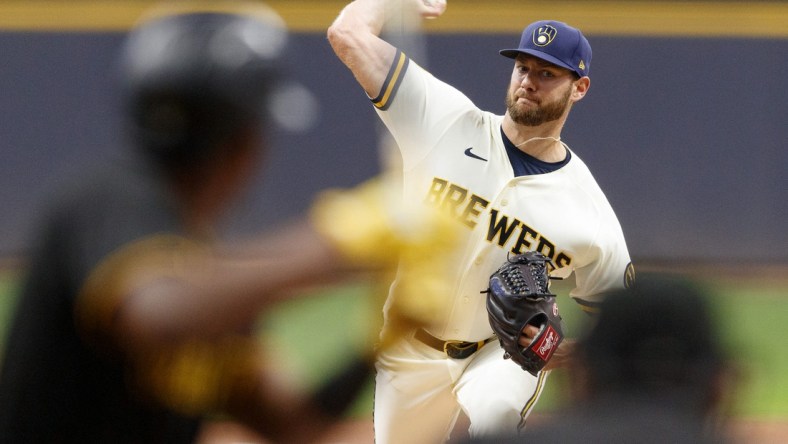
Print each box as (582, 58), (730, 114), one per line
(506, 86), (572, 127)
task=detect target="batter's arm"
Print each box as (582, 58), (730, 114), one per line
(73, 179), (458, 439)
(327, 0), (445, 97)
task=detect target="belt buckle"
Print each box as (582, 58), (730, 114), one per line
(444, 340), (480, 359)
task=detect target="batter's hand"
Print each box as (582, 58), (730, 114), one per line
(519, 326), (574, 370)
(415, 0), (447, 19)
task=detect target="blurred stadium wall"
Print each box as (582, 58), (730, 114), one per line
(0, 1), (786, 264)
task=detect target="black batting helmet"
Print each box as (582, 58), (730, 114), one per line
(120, 2), (289, 169)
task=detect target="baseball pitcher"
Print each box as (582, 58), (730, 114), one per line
(328, 0), (634, 442)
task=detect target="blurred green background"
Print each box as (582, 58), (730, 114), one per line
(255, 272), (788, 419)
(4, 266), (783, 420)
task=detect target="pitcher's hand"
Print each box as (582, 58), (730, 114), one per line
(519, 325), (574, 371)
(415, 0), (447, 19)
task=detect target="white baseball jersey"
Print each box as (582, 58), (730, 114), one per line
(373, 51), (633, 342)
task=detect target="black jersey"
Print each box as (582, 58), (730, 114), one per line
(0, 155), (202, 443)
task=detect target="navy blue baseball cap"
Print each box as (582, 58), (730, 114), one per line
(500, 20), (592, 78)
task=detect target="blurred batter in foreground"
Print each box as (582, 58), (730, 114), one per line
(0, 3), (456, 442)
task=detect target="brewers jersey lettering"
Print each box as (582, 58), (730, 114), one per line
(375, 51), (631, 341)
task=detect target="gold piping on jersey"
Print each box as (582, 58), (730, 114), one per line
(75, 234), (262, 416)
(518, 369), (548, 430)
(371, 50), (409, 111)
(624, 262), (636, 288)
(75, 234), (206, 350)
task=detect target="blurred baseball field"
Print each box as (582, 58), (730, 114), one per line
(2, 265), (785, 421)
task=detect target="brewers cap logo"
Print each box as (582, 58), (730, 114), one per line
(533, 25), (557, 47)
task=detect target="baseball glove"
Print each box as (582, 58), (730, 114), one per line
(485, 252), (564, 376)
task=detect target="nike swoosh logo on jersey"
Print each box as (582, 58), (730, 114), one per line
(464, 147), (488, 162)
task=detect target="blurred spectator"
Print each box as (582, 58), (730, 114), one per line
(466, 273), (735, 443)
